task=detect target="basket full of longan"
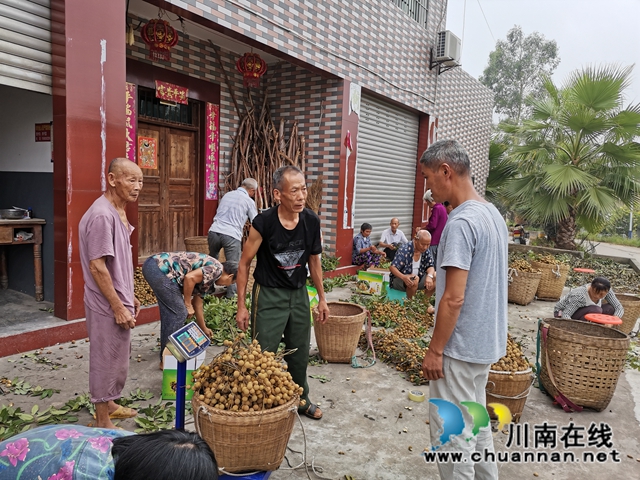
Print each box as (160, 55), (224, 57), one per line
(531, 254), (570, 301)
(485, 335), (534, 423)
(507, 260), (542, 306)
(191, 335), (301, 473)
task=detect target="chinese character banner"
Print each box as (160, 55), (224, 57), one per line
(205, 103), (219, 201)
(125, 82), (137, 162)
(155, 80), (188, 105)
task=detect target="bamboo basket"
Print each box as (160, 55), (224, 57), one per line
(539, 318), (629, 411)
(507, 269), (542, 306)
(530, 262), (570, 301)
(192, 394), (298, 473)
(184, 236), (226, 262)
(486, 368), (534, 423)
(614, 293), (640, 335)
(313, 302), (366, 363)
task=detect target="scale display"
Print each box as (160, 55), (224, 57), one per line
(167, 322), (210, 362)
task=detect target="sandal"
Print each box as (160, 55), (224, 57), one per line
(301, 403), (323, 420)
(92, 405), (137, 420)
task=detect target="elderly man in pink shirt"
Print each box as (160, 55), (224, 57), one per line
(79, 158), (142, 429)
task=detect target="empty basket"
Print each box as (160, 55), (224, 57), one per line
(538, 318), (629, 411)
(614, 293), (640, 335)
(313, 302), (366, 363)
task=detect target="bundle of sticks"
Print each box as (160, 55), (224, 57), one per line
(224, 90), (308, 211)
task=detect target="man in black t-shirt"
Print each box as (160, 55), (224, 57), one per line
(236, 165), (329, 420)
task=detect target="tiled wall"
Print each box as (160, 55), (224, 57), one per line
(166, 0), (447, 114)
(268, 63), (343, 249)
(433, 68), (494, 194)
(126, 14), (342, 249)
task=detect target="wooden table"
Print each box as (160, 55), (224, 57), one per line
(0, 218), (46, 301)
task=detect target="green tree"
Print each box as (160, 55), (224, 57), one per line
(484, 138), (513, 216)
(500, 65), (640, 250)
(480, 25), (560, 123)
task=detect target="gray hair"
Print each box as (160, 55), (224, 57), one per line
(415, 229), (431, 242)
(273, 165), (304, 190)
(241, 178), (258, 190)
(419, 140), (471, 176)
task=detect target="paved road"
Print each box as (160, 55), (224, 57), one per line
(594, 241), (640, 262)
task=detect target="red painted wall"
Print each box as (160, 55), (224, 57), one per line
(335, 80), (358, 266)
(53, 0), (127, 320)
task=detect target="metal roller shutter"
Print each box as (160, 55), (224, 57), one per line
(353, 94), (419, 243)
(0, 0), (52, 94)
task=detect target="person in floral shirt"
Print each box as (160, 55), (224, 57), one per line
(389, 230), (436, 309)
(0, 425), (218, 480)
(352, 223), (386, 268)
(142, 252), (237, 366)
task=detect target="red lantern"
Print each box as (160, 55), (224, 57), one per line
(236, 53), (267, 88)
(141, 19), (178, 62)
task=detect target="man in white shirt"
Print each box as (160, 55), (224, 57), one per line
(378, 217), (409, 261)
(208, 178), (258, 266)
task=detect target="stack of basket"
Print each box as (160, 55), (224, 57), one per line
(538, 318), (629, 411)
(313, 302), (366, 363)
(614, 293), (640, 335)
(531, 261), (570, 301)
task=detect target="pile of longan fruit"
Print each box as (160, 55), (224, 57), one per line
(359, 329), (429, 385)
(190, 334), (302, 412)
(134, 267), (157, 306)
(534, 254), (564, 266)
(509, 259), (541, 273)
(491, 335), (531, 373)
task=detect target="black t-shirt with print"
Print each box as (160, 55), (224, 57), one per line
(252, 206), (322, 289)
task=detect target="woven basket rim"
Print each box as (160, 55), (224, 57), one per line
(530, 261), (570, 269)
(192, 393), (299, 418)
(542, 317), (629, 341)
(508, 269), (542, 277)
(489, 367), (533, 375)
(617, 293), (640, 302)
(325, 301), (366, 310)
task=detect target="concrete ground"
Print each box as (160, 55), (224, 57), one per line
(1, 284), (639, 479)
(1, 242), (640, 478)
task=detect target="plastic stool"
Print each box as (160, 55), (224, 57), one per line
(386, 287), (407, 304)
(573, 267), (595, 286)
(584, 313), (622, 328)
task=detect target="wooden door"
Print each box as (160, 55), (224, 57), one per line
(137, 122), (198, 260)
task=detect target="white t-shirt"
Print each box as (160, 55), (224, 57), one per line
(435, 201), (508, 364)
(412, 259), (421, 276)
(380, 228), (408, 246)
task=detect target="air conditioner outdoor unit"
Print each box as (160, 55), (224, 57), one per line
(436, 31), (461, 67)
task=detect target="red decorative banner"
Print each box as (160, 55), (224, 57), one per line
(125, 82), (137, 162)
(138, 136), (158, 169)
(205, 103), (219, 200)
(155, 80), (188, 105)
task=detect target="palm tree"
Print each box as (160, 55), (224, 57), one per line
(499, 65), (640, 250)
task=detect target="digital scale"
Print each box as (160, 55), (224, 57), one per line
(167, 322), (210, 430)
